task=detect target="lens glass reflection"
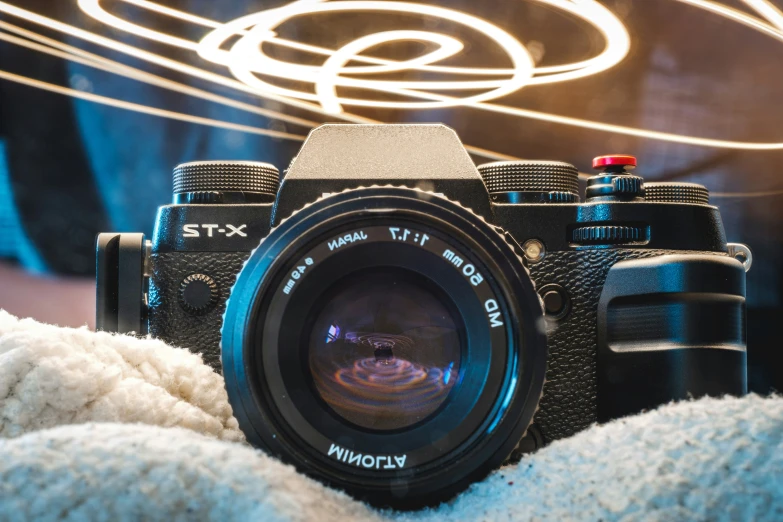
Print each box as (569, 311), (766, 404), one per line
(308, 269), (462, 431)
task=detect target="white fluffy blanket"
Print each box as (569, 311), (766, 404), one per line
(0, 310), (781, 521)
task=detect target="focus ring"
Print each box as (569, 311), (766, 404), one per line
(173, 160), (280, 196)
(478, 161), (579, 195)
(644, 182), (710, 204)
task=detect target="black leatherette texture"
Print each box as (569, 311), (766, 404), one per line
(148, 252), (250, 372)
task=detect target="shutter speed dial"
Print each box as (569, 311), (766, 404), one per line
(644, 182), (710, 204)
(478, 160), (579, 203)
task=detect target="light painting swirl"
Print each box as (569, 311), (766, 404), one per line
(0, 0), (781, 150)
(77, 0), (628, 114)
(72, 0), (783, 149)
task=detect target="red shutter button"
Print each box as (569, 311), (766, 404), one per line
(592, 155), (637, 170)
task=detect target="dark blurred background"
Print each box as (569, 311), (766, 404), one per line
(0, 0), (781, 393)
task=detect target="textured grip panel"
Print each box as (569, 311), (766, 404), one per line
(148, 251), (250, 371)
(173, 161), (279, 196)
(528, 248), (726, 443)
(478, 161), (579, 195)
(644, 182), (710, 204)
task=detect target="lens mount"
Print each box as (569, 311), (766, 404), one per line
(222, 187), (546, 508)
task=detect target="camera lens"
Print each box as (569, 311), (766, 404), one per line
(308, 268), (463, 431)
(222, 187), (546, 509)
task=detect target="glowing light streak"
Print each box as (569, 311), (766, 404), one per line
(76, 0), (198, 51)
(0, 1), (522, 161)
(0, 1), (373, 122)
(98, 0), (631, 81)
(79, 0), (630, 109)
(313, 30), (469, 114)
(744, 0), (783, 31)
(0, 21), (319, 130)
(712, 188), (783, 198)
(675, 0), (783, 39)
(199, 0), (537, 111)
(0, 66), (305, 141)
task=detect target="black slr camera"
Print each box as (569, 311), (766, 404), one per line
(96, 124), (751, 509)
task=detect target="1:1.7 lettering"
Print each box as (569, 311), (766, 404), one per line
(389, 227), (429, 246)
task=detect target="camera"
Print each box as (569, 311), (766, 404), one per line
(96, 124), (751, 508)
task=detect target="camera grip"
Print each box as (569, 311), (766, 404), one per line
(148, 251), (250, 372)
(527, 248), (732, 444)
(596, 254), (747, 421)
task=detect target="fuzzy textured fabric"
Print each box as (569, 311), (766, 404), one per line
(0, 311), (242, 442)
(1, 311), (781, 521)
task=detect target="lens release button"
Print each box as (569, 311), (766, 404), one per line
(543, 291), (564, 314)
(538, 284), (570, 320)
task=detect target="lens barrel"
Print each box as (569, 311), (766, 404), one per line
(221, 187), (546, 509)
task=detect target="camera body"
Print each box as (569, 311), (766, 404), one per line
(97, 123), (749, 454)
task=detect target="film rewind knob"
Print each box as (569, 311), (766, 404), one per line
(173, 160), (280, 204)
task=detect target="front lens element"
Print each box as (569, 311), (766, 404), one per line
(308, 269), (462, 431)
